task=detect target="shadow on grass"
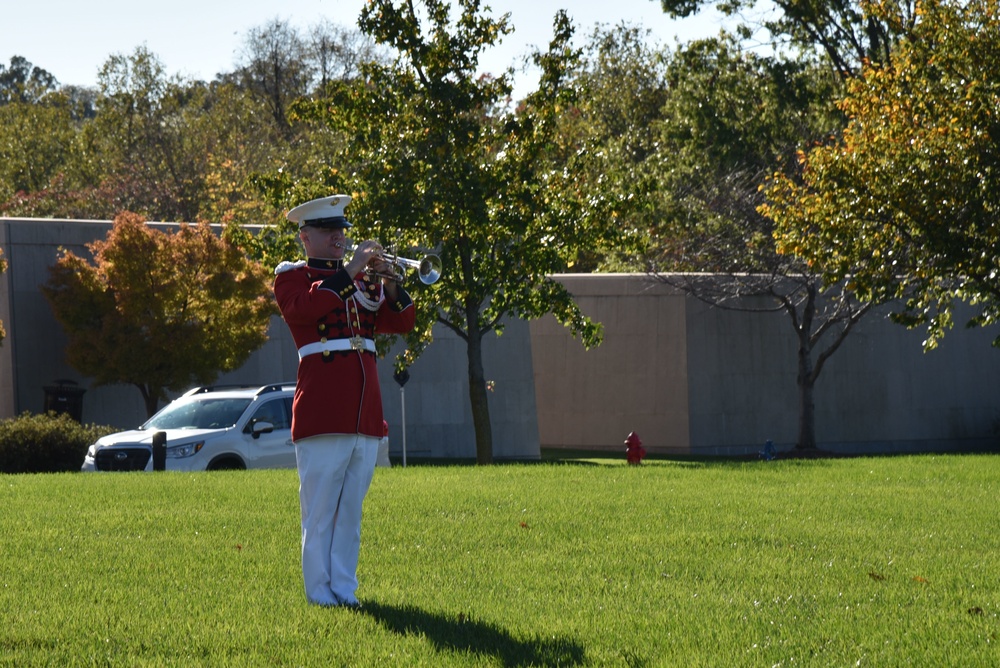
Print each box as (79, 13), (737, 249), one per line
(360, 601), (586, 667)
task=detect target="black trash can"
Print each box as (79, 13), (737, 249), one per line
(43, 379), (86, 422)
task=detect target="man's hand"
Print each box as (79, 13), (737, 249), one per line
(344, 240), (383, 279)
(371, 255), (402, 299)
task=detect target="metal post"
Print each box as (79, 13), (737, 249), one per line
(400, 386), (407, 468)
(152, 431), (167, 471)
(393, 369), (410, 468)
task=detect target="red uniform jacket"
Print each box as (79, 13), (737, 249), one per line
(274, 258), (416, 441)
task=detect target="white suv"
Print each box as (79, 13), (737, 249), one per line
(81, 383), (297, 472)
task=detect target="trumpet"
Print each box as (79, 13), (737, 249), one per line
(342, 241), (443, 285)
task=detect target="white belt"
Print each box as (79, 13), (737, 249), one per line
(298, 336), (376, 359)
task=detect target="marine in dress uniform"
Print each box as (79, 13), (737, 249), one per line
(273, 194), (415, 607)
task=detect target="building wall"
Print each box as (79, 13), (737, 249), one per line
(529, 275), (691, 453)
(0, 217), (540, 461)
(530, 274), (1000, 456)
(0, 220), (13, 420)
(381, 318), (539, 461)
(5, 217), (999, 459)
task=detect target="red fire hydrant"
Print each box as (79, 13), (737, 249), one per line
(625, 431), (646, 465)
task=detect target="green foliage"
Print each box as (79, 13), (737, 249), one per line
(0, 95), (75, 203)
(652, 35), (843, 273)
(554, 24), (668, 271)
(0, 55), (58, 105)
(42, 213), (277, 416)
(657, 0), (914, 79)
(181, 82), (291, 228)
(0, 411), (116, 473)
(79, 47), (232, 221)
(3, 456), (1000, 664)
(0, 47), (300, 223)
(222, 218), (303, 272)
(765, 0), (1000, 349)
(230, 18), (311, 133)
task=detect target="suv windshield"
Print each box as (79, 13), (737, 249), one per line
(142, 397), (253, 430)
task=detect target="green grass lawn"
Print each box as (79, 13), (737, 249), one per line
(2, 454), (999, 666)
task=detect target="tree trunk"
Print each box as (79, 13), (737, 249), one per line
(795, 339), (817, 450)
(466, 326), (494, 465)
(138, 384), (160, 419)
(786, 280), (821, 452)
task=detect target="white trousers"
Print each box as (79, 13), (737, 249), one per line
(295, 434), (378, 606)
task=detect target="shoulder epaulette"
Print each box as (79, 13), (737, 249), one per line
(274, 260), (307, 275)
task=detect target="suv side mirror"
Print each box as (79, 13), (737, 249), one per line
(251, 421), (274, 439)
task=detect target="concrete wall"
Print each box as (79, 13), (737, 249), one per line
(0, 220), (13, 420)
(380, 318), (539, 461)
(529, 275), (690, 453)
(530, 274), (1000, 456)
(0, 217), (540, 461)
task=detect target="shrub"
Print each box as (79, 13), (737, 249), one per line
(0, 412), (118, 473)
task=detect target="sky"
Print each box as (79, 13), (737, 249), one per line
(2, 0), (731, 99)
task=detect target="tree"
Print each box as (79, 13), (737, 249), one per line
(226, 18), (393, 270)
(657, 0), (916, 79)
(32, 47), (200, 221)
(554, 23), (669, 271)
(0, 57), (83, 212)
(1, 21), (375, 225)
(0, 55), (58, 105)
(646, 36), (872, 451)
(651, 36), (842, 270)
(183, 80), (291, 229)
(307, 18), (389, 89)
(26, 46), (291, 224)
(42, 212), (276, 416)
(288, 0), (633, 463)
(59, 85), (99, 120)
(0, 94), (76, 204)
(232, 18), (312, 133)
(764, 0), (1000, 350)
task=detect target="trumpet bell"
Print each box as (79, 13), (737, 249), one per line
(417, 255), (442, 285)
(393, 252), (442, 285)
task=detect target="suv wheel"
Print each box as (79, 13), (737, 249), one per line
(207, 456), (246, 471)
